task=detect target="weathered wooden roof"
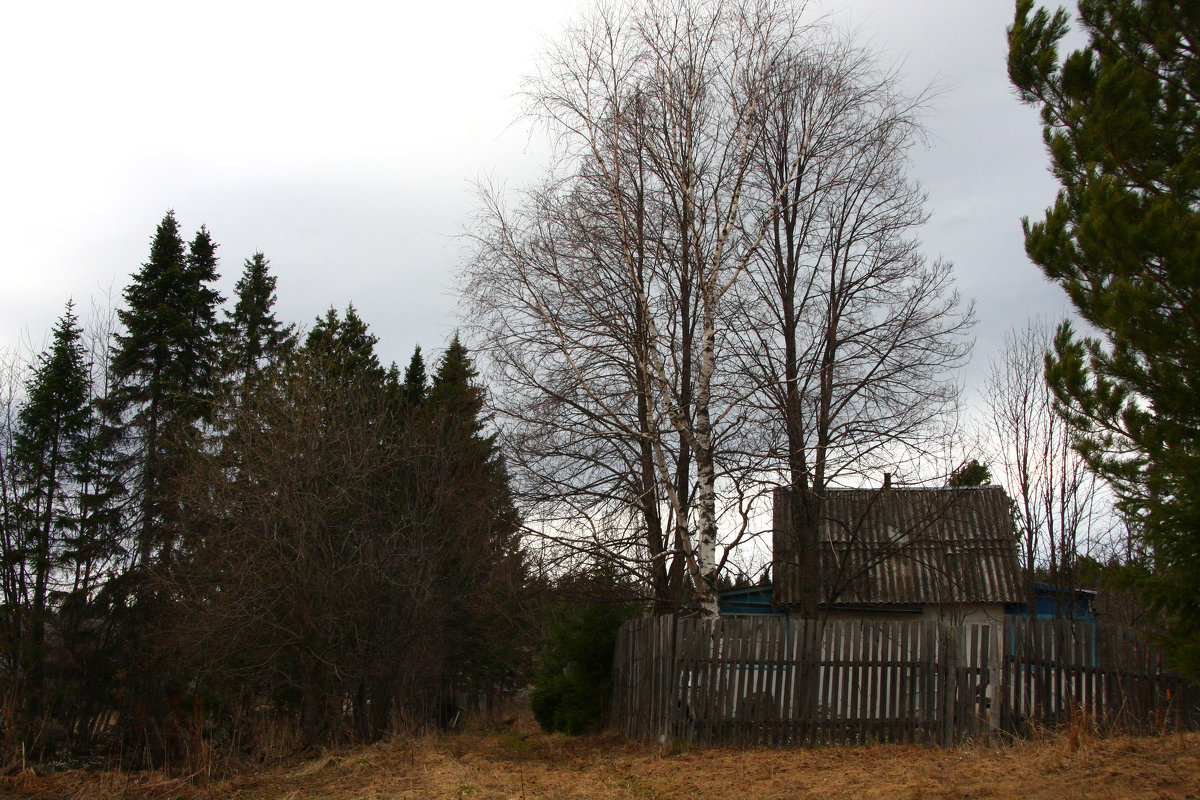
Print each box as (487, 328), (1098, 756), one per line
(773, 486), (1023, 607)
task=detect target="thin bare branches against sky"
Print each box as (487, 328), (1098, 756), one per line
(0, 0), (1070, 389)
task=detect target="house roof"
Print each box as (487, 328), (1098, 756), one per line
(773, 485), (1023, 607)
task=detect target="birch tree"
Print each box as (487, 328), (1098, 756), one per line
(467, 0), (975, 615)
(467, 0), (811, 614)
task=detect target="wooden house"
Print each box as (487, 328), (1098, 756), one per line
(770, 485), (1024, 624)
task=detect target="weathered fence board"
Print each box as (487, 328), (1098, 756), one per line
(611, 616), (1199, 747)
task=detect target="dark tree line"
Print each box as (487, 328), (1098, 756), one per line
(0, 212), (528, 764)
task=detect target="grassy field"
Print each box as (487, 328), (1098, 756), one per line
(3, 719), (1197, 800)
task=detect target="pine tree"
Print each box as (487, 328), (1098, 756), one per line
(1009, 1), (1200, 676)
(107, 211), (223, 567)
(10, 302), (93, 719)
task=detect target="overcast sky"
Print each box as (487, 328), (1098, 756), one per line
(0, 0), (1076, 397)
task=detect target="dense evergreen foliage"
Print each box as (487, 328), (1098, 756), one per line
(7, 305), (93, 724)
(948, 459), (991, 488)
(1009, 0), (1200, 677)
(530, 601), (627, 735)
(220, 252), (295, 395)
(105, 211), (223, 569)
(0, 214), (532, 764)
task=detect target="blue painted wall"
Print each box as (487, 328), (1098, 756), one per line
(1005, 583), (1096, 621)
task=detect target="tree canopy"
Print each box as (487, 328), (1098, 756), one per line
(1008, 0), (1200, 676)
(0, 214), (532, 762)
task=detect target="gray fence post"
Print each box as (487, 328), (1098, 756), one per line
(940, 624), (960, 748)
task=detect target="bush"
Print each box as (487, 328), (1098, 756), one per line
(529, 602), (627, 734)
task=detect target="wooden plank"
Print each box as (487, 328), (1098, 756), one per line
(1076, 622), (1089, 718)
(782, 618), (798, 745)
(999, 618), (1010, 737)
(873, 621), (884, 742)
(1015, 617), (1027, 735)
(837, 621), (852, 744)
(940, 624), (958, 748)
(768, 617), (786, 744)
(759, 618), (774, 745)
(818, 621), (835, 745)
(849, 621), (864, 743)
(918, 621), (932, 742)
(1054, 619), (1066, 724)
(876, 622), (888, 741)
(755, 618), (773, 745)
(731, 618), (747, 746)
(892, 623), (904, 742)
(681, 618), (700, 743)
(734, 618), (753, 743)
(905, 621), (919, 742)
(976, 624), (990, 741)
(760, 618), (776, 744)
(883, 622), (897, 743)
(987, 621), (1002, 737)
(711, 618), (728, 746)
(885, 622), (897, 743)
(722, 618), (737, 746)
(801, 618), (819, 745)
(702, 619), (720, 745)
(637, 620), (651, 739)
(820, 622), (835, 745)
(789, 618), (803, 745)
(737, 618), (750, 745)
(883, 622), (895, 742)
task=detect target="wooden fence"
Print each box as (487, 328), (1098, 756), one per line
(610, 615), (1199, 746)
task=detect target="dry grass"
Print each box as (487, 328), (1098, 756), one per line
(3, 716), (1198, 800)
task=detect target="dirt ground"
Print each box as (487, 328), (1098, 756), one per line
(3, 721), (1197, 800)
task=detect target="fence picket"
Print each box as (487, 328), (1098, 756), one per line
(611, 616), (1197, 748)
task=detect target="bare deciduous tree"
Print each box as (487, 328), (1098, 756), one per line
(737, 35), (974, 614)
(467, 0), (814, 615)
(465, 0), (973, 616)
(985, 319), (1109, 614)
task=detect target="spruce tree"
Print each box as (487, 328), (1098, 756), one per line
(107, 211), (223, 567)
(426, 336), (524, 687)
(1009, 1), (1200, 675)
(181, 226), (223, 422)
(948, 459), (991, 488)
(11, 302), (92, 719)
(221, 252), (294, 395)
(428, 336), (486, 430)
(401, 345), (428, 409)
(303, 305), (384, 390)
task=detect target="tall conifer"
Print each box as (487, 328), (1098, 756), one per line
(1009, 0), (1200, 675)
(11, 302), (92, 718)
(426, 336), (524, 686)
(401, 345), (428, 409)
(107, 211), (223, 567)
(221, 252), (294, 395)
(303, 305), (384, 390)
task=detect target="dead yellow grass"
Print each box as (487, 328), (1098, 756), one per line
(4, 721), (1198, 800)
